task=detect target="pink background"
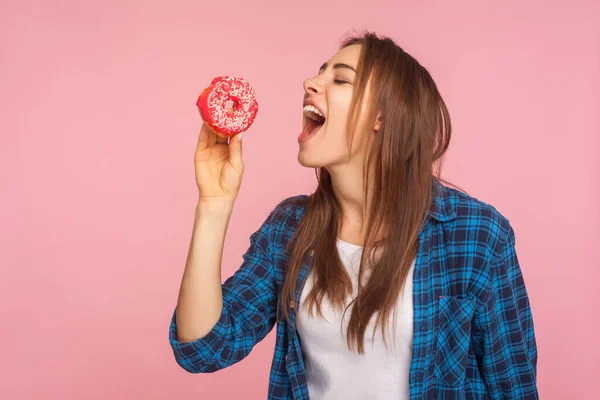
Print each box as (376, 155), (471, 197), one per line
(1, 0), (598, 399)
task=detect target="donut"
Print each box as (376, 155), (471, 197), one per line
(196, 76), (259, 138)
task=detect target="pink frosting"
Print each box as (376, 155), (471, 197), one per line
(197, 76), (259, 135)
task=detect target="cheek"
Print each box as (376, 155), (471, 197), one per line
(326, 106), (351, 139)
(326, 91), (352, 121)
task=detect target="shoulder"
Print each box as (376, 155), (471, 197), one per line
(443, 184), (514, 253)
(439, 185), (522, 304)
(260, 194), (311, 252)
(269, 194), (311, 224)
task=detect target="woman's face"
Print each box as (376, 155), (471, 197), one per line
(298, 44), (377, 169)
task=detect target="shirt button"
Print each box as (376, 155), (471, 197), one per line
(308, 249), (315, 257)
(286, 354), (291, 362)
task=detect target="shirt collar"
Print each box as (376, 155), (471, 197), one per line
(427, 177), (457, 222)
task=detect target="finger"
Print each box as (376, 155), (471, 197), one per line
(228, 132), (243, 169)
(215, 134), (228, 144)
(196, 122), (216, 153)
(207, 125), (217, 146)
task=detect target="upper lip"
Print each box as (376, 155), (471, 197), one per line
(303, 98), (326, 119)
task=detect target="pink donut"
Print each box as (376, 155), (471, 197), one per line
(196, 76), (259, 138)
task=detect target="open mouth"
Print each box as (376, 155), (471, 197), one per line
(305, 114), (325, 134)
(301, 105), (326, 139)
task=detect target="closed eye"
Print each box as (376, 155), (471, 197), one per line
(333, 79), (349, 84)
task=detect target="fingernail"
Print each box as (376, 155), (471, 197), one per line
(238, 133), (244, 141)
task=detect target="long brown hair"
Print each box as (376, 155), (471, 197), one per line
(278, 30), (460, 354)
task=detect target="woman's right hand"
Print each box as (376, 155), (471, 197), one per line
(194, 121), (244, 204)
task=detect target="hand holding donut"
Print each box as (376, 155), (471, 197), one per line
(194, 76), (258, 204)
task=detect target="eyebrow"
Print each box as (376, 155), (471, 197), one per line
(319, 62), (356, 73)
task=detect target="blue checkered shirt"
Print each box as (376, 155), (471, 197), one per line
(169, 178), (539, 399)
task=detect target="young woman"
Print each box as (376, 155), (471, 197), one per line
(169, 30), (539, 399)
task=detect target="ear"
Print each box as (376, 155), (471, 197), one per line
(374, 111), (382, 132)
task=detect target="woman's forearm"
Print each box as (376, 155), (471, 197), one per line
(175, 201), (235, 343)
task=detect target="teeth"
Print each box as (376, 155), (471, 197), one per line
(303, 105), (325, 121)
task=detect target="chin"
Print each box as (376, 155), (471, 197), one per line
(297, 151), (323, 168)
(297, 152), (315, 168)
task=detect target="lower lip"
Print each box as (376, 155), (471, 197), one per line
(298, 123), (323, 144)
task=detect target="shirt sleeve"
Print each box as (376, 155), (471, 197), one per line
(168, 207), (279, 373)
(471, 224), (539, 399)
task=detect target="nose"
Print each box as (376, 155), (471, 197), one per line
(303, 76), (320, 94)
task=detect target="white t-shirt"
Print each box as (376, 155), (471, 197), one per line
(296, 238), (415, 400)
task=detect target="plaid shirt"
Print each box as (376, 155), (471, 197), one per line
(169, 178), (539, 399)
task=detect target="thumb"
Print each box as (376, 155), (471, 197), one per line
(228, 132), (244, 170)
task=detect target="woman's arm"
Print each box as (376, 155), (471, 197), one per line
(169, 201), (280, 373)
(472, 224), (539, 399)
(174, 201), (235, 343)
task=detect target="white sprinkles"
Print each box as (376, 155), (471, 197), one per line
(206, 76), (258, 134)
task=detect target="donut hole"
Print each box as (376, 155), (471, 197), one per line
(225, 100), (236, 110)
